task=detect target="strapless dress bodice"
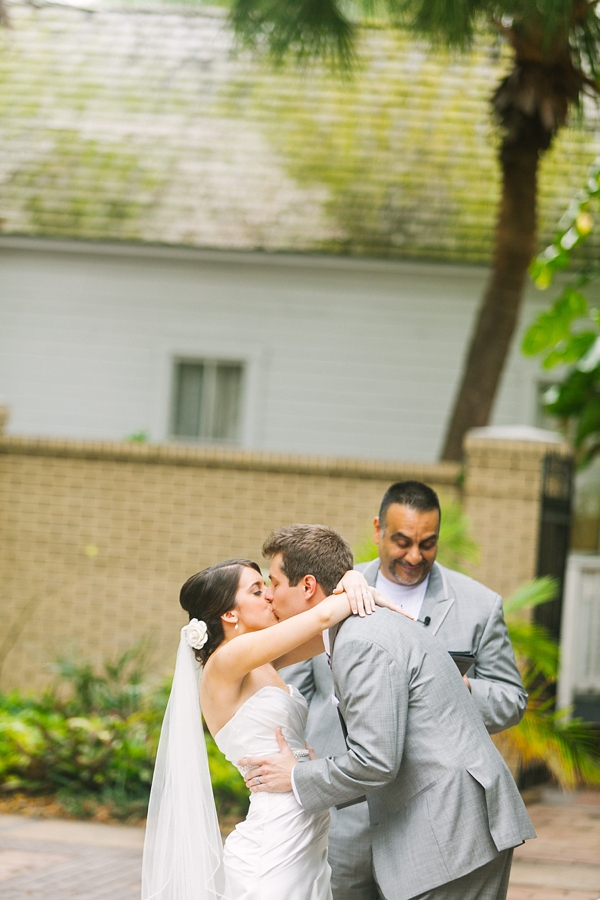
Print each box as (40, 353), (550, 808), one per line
(214, 685), (309, 773)
(216, 684), (332, 900)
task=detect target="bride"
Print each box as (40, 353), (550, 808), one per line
(142, 550), (401, 900)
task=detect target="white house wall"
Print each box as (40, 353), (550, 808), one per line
(1, 240), (548, 463)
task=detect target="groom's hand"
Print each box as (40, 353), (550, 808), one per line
(239, 728), (297, 793)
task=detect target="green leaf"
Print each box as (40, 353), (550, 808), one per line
(507, 621), (559, 681)
(522, 291), (591, 359)
(575, 397), (600, 445)
(503, 576), (557, 616)
(542, 331), (597, 370)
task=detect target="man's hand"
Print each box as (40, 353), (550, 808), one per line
(239, 729), (297, 793)
(463, 674), (472, 692)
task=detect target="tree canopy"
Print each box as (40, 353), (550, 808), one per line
(233, 0), (600, 461)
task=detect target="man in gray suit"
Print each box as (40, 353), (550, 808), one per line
(241, 524), (535, 900)
(282, 481), (527, 899)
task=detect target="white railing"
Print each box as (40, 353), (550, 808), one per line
(558, 553), (600, 712)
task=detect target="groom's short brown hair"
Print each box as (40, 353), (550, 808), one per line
(262, 525), (354, 596)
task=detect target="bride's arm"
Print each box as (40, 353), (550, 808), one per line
(271, 585), (414, 670)
(271, 634), (325, 670)
(210, 594), (353, 684)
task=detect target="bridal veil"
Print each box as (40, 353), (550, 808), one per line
(141, 627), (227, 900)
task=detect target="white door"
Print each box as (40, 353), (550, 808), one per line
(558, 554), (600, 714)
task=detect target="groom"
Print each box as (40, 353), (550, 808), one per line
(239, 524), (535, 900)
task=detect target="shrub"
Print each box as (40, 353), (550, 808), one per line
(0, 648), (248, 823)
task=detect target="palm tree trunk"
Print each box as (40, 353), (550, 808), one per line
(440, 134), (540, 462)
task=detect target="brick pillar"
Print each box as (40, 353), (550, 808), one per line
(463, 426), (573, 599)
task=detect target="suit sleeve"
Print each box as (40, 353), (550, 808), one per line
(278, 660), (316, 705)
(469, 594), (527, 733)
(293, 637), (407, 814)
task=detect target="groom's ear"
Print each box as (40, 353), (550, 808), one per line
(301, 574), (318, 603)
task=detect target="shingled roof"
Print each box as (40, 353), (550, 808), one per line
(1, 1), (599, 262)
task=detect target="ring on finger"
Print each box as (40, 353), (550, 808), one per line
(255, 776), (261, 785)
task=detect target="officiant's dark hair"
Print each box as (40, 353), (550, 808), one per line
(379, 481), (441, 532)
(180, 559), (262, 664)
(262, 525), (353, 596)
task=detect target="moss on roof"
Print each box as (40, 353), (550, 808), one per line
(0, 1), (598, 261)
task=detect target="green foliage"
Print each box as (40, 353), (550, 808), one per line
(125, 431), (150, 443)
(523, 157), (600, 465)
(353, 533), (379, 565)
(353, 497), (479, 574)
(500, 577), (600, 789)
(503, 579), (559, 683)
(231, 0), (600, 75)
(503, 575), (558, 616)
(0, 648), (248, 822)
(435, 500), (480, 573)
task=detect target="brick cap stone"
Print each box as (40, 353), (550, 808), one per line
(0, 434), (461, 483)
(465, 425), (572, 457)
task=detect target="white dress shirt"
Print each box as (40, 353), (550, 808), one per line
(375, 570), (430, 622)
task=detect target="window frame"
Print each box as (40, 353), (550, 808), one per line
(170, 356), (245, 445)
(153, 341), (266, 449)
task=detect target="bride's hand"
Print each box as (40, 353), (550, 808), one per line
(333, 570), (375, 616)
(370, 587), (415, 620)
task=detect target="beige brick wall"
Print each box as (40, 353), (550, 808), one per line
(464, 433), (573, 600)
(0, 436), (459, 690)
(0, 430), (573, 691)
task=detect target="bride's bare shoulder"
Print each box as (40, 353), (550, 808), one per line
(203, 641), (243, 684)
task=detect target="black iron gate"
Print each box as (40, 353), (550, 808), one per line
(534, 453), (574, 641)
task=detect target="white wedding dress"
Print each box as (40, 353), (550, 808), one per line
(214, 685), (332, 900)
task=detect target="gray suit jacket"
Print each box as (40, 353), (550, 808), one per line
(293, 610), (535, 900)
(283, 562), (526, 761)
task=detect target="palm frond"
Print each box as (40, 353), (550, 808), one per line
(387, 0), (479, 47)
(232, 0), (600, 88)
(498, 573), (600, 790)
(508, 620), (559, 681)
(496, 704), (600, 789)
(503, 576), (557, 616)
(231, 0), (356, 66)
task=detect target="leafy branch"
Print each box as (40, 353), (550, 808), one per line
(522, 157), (600, 465)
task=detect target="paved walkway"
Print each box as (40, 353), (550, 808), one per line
(0, 815), (143, 899)
(508, 790), (600, 900)
(0, 791), (597, 899)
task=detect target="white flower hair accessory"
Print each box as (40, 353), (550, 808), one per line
(183, 618), (209, 650)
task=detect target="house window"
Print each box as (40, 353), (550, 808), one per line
(172, 360), (244, 443)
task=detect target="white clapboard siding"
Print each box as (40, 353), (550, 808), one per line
(0, 239), (554, 462)
(559, 554), (600, 712)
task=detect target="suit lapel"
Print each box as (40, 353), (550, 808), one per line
(361, 558), (380, 587)
(418, 563), (455, 635)
(328, 621), (342, 659)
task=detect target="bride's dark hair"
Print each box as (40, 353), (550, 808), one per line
(179, 559), (262, 664)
